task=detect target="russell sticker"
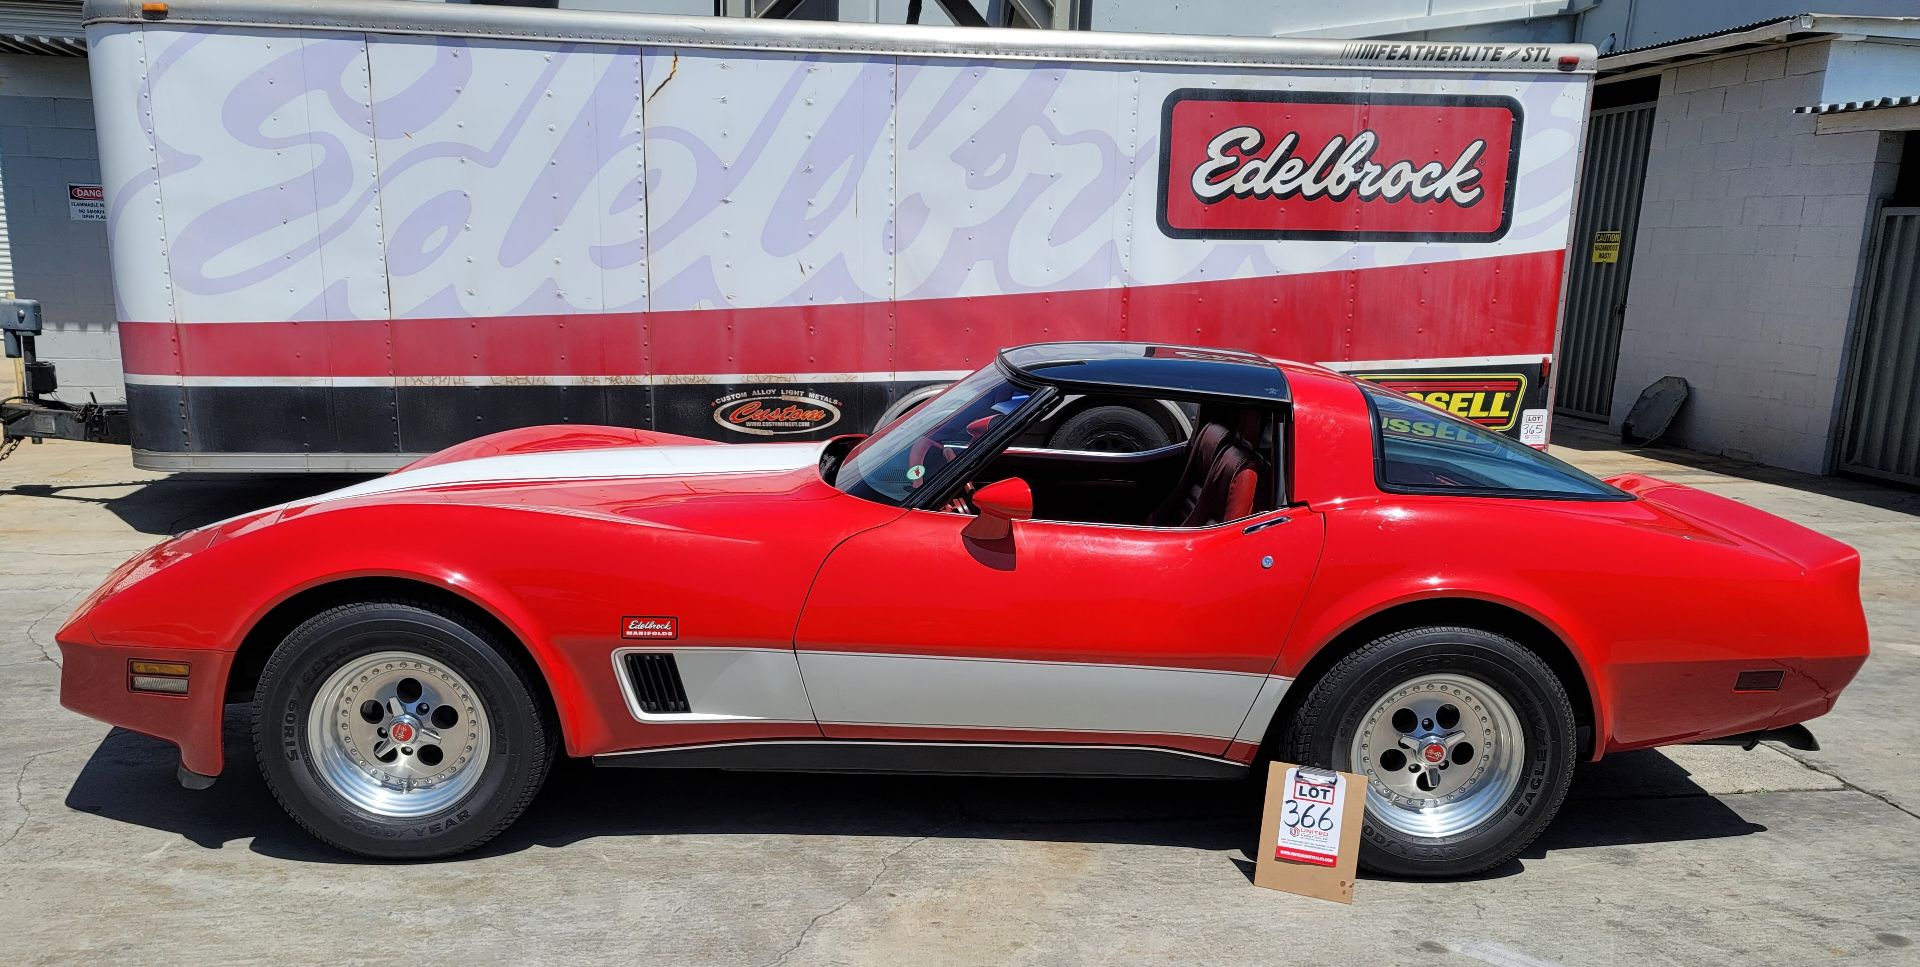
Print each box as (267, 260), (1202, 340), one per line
(1158, 90), (1521, 241)
(712, 390), (844, 436)
(1356, 373), (1528, 431)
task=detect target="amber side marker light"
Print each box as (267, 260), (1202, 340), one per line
(130, 660), (190, 694)
(140, 2), (168, 19)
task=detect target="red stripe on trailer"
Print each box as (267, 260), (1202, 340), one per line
(118, 250), (1562, 378)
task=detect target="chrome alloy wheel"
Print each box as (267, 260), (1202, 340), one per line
(1346, 673), (1526, 839)
(307, 651), (492, 819)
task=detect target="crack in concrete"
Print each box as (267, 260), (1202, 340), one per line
(1, 742), (90, 852)
(21, 589), (82, 668)
(1772, 746), (1920, 823)
(760, 823), (952, 967)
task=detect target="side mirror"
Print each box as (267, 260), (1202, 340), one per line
(965, 477), (1032, 542)
(974, 477), (1033, 521)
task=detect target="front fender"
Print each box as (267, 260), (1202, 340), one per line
(72, 501), (661, 760)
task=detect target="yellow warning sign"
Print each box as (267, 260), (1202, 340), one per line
(1591, 230), (1621, 263)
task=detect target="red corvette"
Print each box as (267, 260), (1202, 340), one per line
(57, 343), (1867, 875)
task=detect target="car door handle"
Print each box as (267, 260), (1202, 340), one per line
(1243, 516), (1290, 535)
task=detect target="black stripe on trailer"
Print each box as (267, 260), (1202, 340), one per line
(125, 380), (918, 460)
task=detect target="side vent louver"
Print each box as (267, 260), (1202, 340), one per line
(624, 653), (692, 714)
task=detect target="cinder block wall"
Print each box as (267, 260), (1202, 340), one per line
(1613, 41), (1903, 473)
(0, 54), (122, 404)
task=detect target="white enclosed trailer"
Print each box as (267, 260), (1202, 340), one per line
(66, 0), (1594, 470)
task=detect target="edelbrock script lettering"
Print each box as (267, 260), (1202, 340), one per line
(1191, 127), (1488, 207)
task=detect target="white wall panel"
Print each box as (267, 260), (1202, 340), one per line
(86, 24), (170, 326)
(640, 47), (895, 313)
(146, 29), (388, 324)
(367, 36), (649, 319)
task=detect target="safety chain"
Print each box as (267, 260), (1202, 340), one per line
(0, 399), (27, 463)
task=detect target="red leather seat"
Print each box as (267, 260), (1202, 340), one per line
(1149, 417), (1263, 528)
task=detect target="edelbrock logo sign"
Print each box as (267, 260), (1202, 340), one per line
(1158, 91), (1522, 242)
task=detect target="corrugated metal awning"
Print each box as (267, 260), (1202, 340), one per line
(0, 0), (85, 56)
(1598, 13), (1920, 77)
(1796, 95), (1920, 116)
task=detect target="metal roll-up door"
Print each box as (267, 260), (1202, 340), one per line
(1556, 101), (1655, 421)
(0, 155), (14, 297)
(1837, 208), (1920, 485)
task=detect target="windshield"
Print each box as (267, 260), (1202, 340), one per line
(1363, 385), (1626, 499)
(833, 365), (1035, 506)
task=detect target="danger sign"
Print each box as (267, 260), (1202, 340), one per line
(68, 183), (105, 222)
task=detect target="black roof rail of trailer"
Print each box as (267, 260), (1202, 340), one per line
(81, 0), (1598, 73)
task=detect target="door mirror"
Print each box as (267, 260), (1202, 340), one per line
(973, 477), (1033, 522)
(964, 477), (1032, 542)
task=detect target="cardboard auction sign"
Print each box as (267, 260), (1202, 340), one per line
(1254, 762), (1367, 903)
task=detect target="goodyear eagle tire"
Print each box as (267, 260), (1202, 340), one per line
(1281, 626), (1576, 878)
(252, 600), (553, 859)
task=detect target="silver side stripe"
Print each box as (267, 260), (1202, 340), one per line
(1231, 675), (1293, 747)
(611, 647), (815, 724)
(612, 647), (1293, 743)
(796, 651), (1289, 741)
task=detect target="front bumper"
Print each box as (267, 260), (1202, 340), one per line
(58, 627), (235, 778)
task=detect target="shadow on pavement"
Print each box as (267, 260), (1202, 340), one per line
(1552, 419), (1920, 518)
(0, 474), (369, 536)
(64, 715), (1764, 878)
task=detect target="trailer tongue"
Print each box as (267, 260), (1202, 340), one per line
(2, 299), (131, 461)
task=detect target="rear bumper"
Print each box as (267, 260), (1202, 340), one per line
(57, 628), (234, 777)
(1604, 653), (1867, 753)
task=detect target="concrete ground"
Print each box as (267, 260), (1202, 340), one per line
(1, 426), (1916, 966)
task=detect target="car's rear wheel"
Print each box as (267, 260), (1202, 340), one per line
(1281, 625), (1576, 878)
(252, 600), (553, 859)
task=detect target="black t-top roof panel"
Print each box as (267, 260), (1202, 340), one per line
(997, 342), (1290, 405)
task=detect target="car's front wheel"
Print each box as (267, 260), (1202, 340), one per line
(252, 600), (553, 859)
(1282, 625), (1577, 878)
